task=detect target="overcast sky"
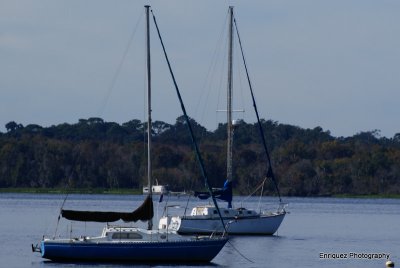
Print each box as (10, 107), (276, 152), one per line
(1, 0), (399, 138)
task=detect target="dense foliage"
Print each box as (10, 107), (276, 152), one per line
(1, 117), (400, 196)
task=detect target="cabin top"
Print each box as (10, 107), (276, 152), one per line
(100, 226), (185, 242)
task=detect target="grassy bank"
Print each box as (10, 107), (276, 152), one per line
(333, 193), (400, 199)
(0, 188), (142, 195)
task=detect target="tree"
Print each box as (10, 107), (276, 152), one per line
(5, 121), (20, 132)
(0, 117), (399, 196)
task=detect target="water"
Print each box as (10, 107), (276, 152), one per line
(0, 193), (399, 268)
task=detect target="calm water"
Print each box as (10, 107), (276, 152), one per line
(0, 193), (399, 268)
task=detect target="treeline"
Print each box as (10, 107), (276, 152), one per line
(1, 117), (400, 196)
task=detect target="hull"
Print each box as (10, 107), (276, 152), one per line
(41, 237), (228, 262)
(175, 212), (286, 235)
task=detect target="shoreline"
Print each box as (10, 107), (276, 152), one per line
(0, 188), (399, 199)
(332, 193), (400, 199)
(0, 187), (142, 195)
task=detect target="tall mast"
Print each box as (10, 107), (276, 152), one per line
(226, 6), (234, 183)
(145, 5), (153, 230)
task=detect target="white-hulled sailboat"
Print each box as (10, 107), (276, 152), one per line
(32, 6), (227, 262)
(159, 6), (286, 235)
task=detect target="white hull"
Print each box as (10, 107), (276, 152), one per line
(160, 206), (286, 235)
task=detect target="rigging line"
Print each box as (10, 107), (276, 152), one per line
(196, 11), (229, 124)
(183, 148), (200, 214)
(183, 192), (192, 216)
(162, 193), (171, 217)
(234, 33), (246, 120)
(214, 8), (231, 127)
(183, 170), (196, 215)
(143, 37), (147, 188)
(233, 15), (282, 203)
(54, 146), (85, 238)
(54, 13), (145, 229)
(240, 176), (268, 205)
(54, 186), (74, 238)
(227, 240), (254, 263)
(215, 30), (229, 128)
(97, 10), (144, 116)
(150, 9), (227, 234)
(258, 177), (267, 212)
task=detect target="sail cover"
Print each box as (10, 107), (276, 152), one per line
(61, 195), (154, 222)
(195, 180), (233, 208)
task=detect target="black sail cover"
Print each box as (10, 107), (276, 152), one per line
(61, 195), (154, 222)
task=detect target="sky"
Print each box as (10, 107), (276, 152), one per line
(1, 0), (399, 138)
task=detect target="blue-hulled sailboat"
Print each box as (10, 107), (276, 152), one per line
(32, 5), (228, 262)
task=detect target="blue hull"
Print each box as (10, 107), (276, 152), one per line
(41, 238), (228, 262)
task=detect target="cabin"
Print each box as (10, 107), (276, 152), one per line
(189, 205), (259, 219)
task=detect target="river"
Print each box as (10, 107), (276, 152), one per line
(0, 193), (398, 267)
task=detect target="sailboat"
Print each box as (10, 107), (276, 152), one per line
(159, 6), (286, 235)
(32, 6), (228, 262)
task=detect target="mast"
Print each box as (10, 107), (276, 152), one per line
(145, 5), (153, 230)
(226, 6), (234, 185)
